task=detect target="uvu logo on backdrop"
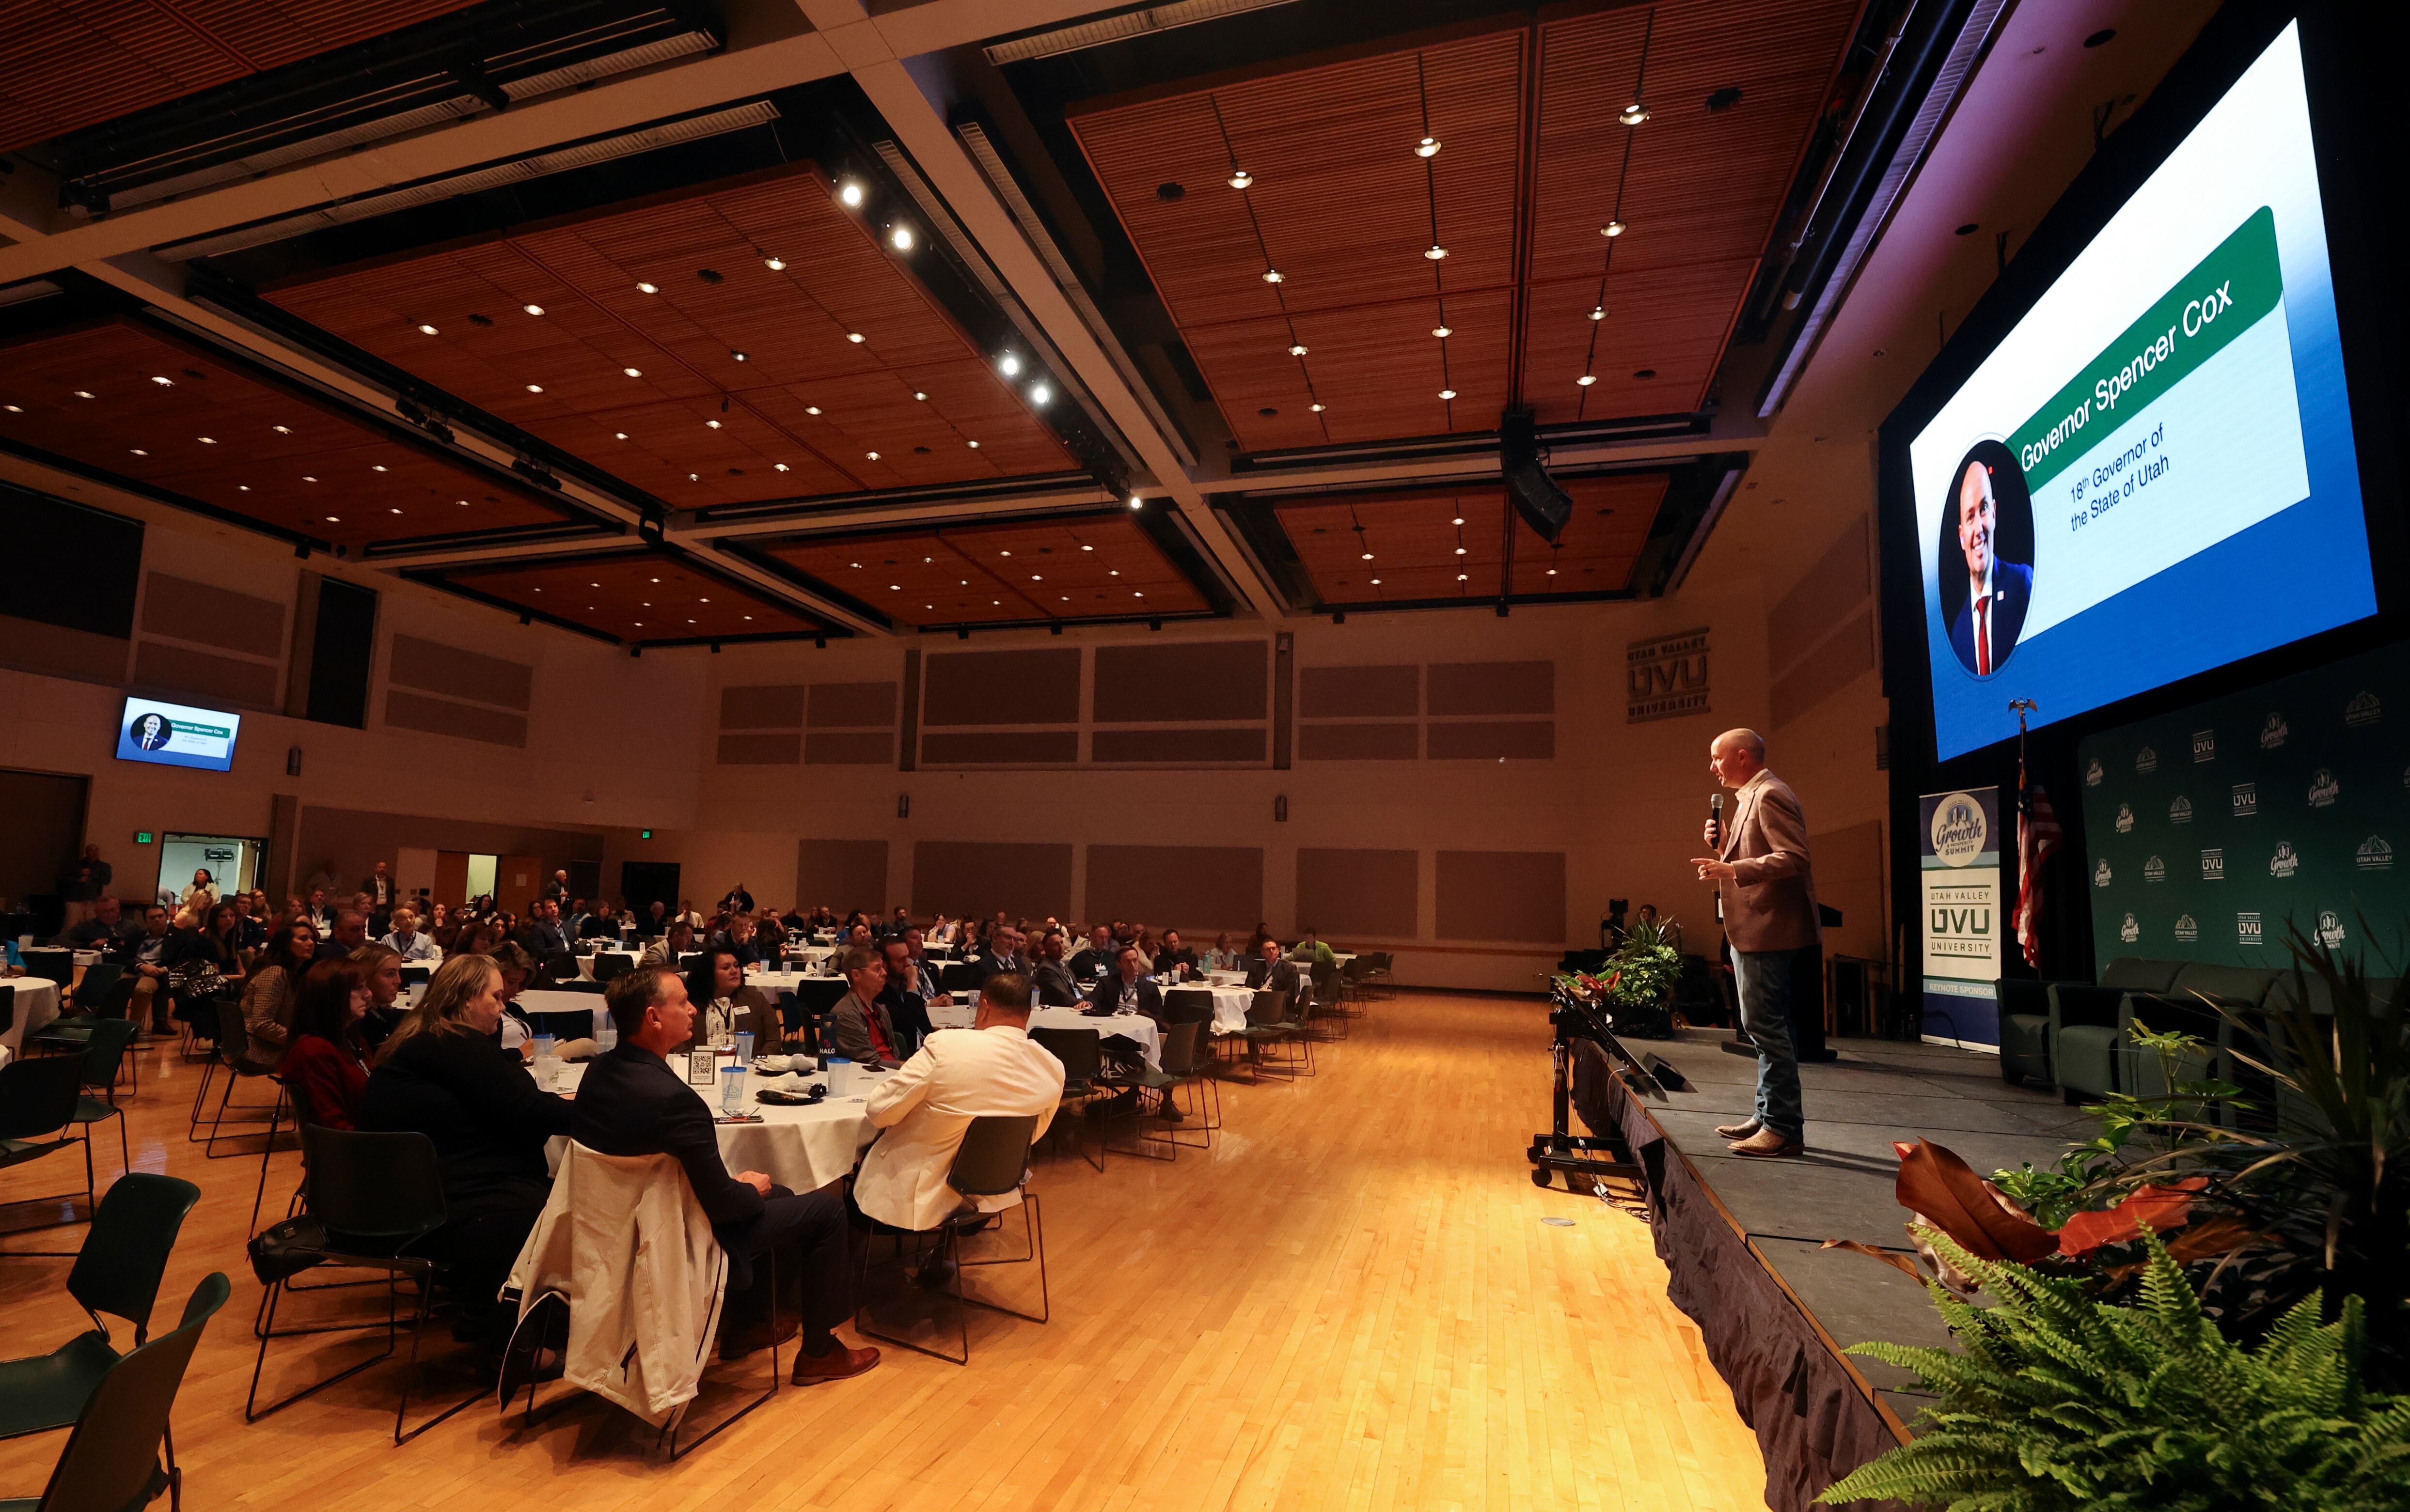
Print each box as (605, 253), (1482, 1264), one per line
(2202, 848), (2226, 881)
(2175, 914), (2200, 943)
(2346, 690), (2382, 728)
(2239, 911), (2264, 946)
(2137, 746), (2159, 774)
(2144, 855), (2167, 882)
(2232, 782), (2257, 817)
(2362, 836), (2395, 873)
(1920, 787), (2001, 1045)
(2193, 729), (2217, 763)
(1625, 627), (1710, 724)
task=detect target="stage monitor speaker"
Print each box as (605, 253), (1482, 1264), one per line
(1500, 408), (1571, 542)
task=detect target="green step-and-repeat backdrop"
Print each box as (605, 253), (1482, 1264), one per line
(2079, 642), (2410, 976)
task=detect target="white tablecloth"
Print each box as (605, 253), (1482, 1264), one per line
(573, 949), (643, 981)
(539, 1060), (877, 1194)
(1, 976), (63, 1066)
(514, 987), (608, 1038)
(781, 945), (836, 968)
(924, 1002), (1163, 1068)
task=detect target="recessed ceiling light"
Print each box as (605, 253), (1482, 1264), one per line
(637, 281), (659, 294)
(1457, 573), (1468, 582)
(457, 499), (470, 505)
(1438, 388), (1457, 400)
(197, 435), (214, 443)
(1452, 516), (1465, 525)
(1129, 494), (1144, 510)
(866, 451), (880, 460)
(1370, 577), (1381, 585)
(774, 463), (789, 472)
(1602, 219), (1627, 237)
(417, 323), (438, 335)
(239, 485), (250, 491)
(845, 333), (864, 344)
(890, 585), (900, 591)
(1424, 245), (1447, 261)
(838, 182), (865, 207)
(302, 475), (317, 482)
(148, 375), (173, 387)
(1360, 552), (1373, 561)
(614, 431), (629, 440)
(1133, 592), (1144, 598)
(743, 615), (754, 621)
(389, 507), (403, 514)
(1590, 306), (1607, 321)
(1228, 169), (1253, 189)
(913, 391), (927, 401)
(764, 256), (786, 270)
(526, 384), (543, 393)
(998, 355), (1021, 376)
(1576, 374), (1597, 387)
(731, 350), (749, 361)
(1108, 570), (1119, 577)
(371, 464), (387, 471)
(967, 440), (980, 449)
(707, 420), (722, 429)
(72, 390), (93, 398)
(1031, 575), (1042, 581)
(1619, 101), (1651, 125)
(1546, 567), (1558, 576)
(1433, 326), (1452, 338)
(889, 226), (914, 250)
(697, 597), (708, 603)
(805, 405), (821, 415)
(1030, 384), (1051, 405)
(1309, 403), (1325, 413)
(1261, 269), (1283, 284)
(1416, 136), (1441, 157)
(2, 405), (19, 413)
(130, 448), (148, 456)
(325, 515), (339, 522)
(523, 304), (545, 316)
(1000, 549), (1012, 557)
(650, 577), (661, 583)
(273, 425), (290, 434)
(1455, 546), (1467, 555)
(1288, 343), (1307, 356)
(1081, 544), (1094, 552)
(624, 367), (642, 377)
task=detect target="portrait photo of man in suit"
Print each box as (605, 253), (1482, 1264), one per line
(1945, 452), (2033, 678)
(128, 710), (172, 750)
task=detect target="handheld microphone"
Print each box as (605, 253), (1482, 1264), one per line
(1708, 794), (1726, 922)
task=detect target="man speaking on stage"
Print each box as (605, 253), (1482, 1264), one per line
(1690, 728), (1820, 1158)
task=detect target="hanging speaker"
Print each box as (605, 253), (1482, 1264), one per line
(1500, 408), (1571, 542)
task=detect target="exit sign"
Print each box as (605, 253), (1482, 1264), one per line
(134, 830), (154, 844)
(641, 828), (653, 840)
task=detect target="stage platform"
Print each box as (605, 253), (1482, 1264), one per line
(1582, 1028), (2104, 1511)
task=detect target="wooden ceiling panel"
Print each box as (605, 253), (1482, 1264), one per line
(1067, 3), (1854, 448)
(0, 315), (579, 550)
(1273, 474), (1668, 606)
(437, 551), (824, 642)
(757, 514), (1204, 628)
(763, 531), (1045, 628)
(0, 0), (484, 152)
(268, 166), (1075, 506)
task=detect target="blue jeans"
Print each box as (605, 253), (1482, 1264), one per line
(1732, 948), (1806, 1140)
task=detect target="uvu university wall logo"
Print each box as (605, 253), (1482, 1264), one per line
(2144, 855), (2167, 882)
(2120, 913), (2141, 944)
(1929, 793), (1987, 866)
(2192, 729), (2217, 763)
(2261, 711), (2289, 748)
(2231, 782), (2257, 817)
(2175, 914), (2200, 943)
(2202, 848), (2226, 881)
(2238, 911), (2264, 946)
(2114, 804), (2135, 833)
(2269, 841), (2299, 878)
(2346, 690), (2383, 728)
(2137, 746), (2159, 774)
(2170, 795), (2194, 825)
(2309, 768), (2340, 807)
(2360, 836), (2394, 873)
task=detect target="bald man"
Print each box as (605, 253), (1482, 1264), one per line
(1946, 458), (2032, 678)
(1690, 728), (1819, 1157)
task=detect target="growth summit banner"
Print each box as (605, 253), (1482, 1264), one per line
(2079, 641), (2410, 973)
(1922, 786), (2002, 1046)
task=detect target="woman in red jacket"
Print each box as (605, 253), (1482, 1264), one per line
(281, 958), (373, 1129)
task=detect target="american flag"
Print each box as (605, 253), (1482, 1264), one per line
(2016, 775), (2062, 968)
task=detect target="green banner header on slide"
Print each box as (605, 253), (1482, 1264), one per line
(2008, 205), (2284, 493)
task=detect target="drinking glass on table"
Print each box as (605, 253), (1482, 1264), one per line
(720, 1065), (746, 1114)
(734, 1030), (755, 1068)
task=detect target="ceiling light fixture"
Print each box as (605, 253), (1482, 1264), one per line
(1432, 326), (1451, 338)
(1590, 306), (1607, 321)
(764, 255), (786, 270)
(1228, 169), (1253, 189)
(805, 405), (821, 415)
(967, 440), (980, 449)
(1438, 388), (1457, 400)
(130, 448), (147, 456)
(1030, 384), (1052, 405)
(637, 281), (658, 294)
(1457, 573), (1468, 582)
(1602, 219), (1628, 237)
(72, 390), (93, 399)
(866, 451), (880, 460)
(1081, 544), (1093, 552)
(774, 463), (789, 472)
(624, 367), (642, 377)
(1424, 245), (1448, 260)
(1619, 100), (1651, 125)
(1309, 402), (1325, 412)
(417, 323), (438, 335)
(1261, 269), (1283, 283)
(526, 384), (543, 392)
(889, 226), (914, 250)
(197, 435), (214, 443)
(614, 431), (629, 439)
(1455, 546), (1467, 555)
(998, 355), (1021, 376)
(149, 375), (172, 387)
(845, 333), (864, 344)
(1361, 551), (1373, 561)
(1129, 494), (1144, 510)
(371, 464), (387, 472)
(731, 350), (749, 361)
(1288, 343), (1307, 356)
(1576, 374), (1597, 387)
(1416, 136), (1441, 157)
(523, 303), (545, 316)
(273, 425), (290, 434)
(838, 182), (865, 207)
(1452, 516), (1465, 525)
(913, 391), (926, 401)
(707, 420), (722, 429)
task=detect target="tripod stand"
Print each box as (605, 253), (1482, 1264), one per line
(1527, 986), (1659, 1200)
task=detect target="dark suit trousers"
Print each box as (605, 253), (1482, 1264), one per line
(717, 1185), (853, 1334)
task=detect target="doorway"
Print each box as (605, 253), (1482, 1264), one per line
(620, 860), (680, 921)
(159, 832), (265, 911)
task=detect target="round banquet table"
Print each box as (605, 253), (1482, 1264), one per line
(923, 1001), (1163, 1067)
(0, 975), (63, 1067)
(537, 1059), (878, 1194)
(782, 945), (836, 969)
(572, 949), (643, 981)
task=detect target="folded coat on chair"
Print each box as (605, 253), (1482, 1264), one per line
(504, 1143), (727, 1427)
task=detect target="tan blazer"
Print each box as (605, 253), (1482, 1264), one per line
(855, 1025), (1065, 1231)
(1718, 769), (1821, 953)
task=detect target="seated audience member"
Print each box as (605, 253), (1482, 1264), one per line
(674, 898), (704, 930)
(828, 946), (901, 1070)
(877, 938), (933, 1058)
(579, 968), (877, 1382)
(382, 907), (443, 963)
(855, 971), (1065, 1243)
(1153, 929), (1196, 979)
(315, 909), (370, 962)
(682, 946), (778, 1051)
(1088, 944), (1167, 1028)
(1069, 925), (1116, 983)
(282, 958), (374, 1128)
(714, 914), (769, 968)
(300, 888), (336, 935)
(881, 906), (913, 940)
(352, 942), (407, 1048)
(242, 919), (317, 1066)
(54, 894), (137, 953)
(513, 899), (570, 959)
(125, 902), (198, 1035)
(639, 899), (669, 936)
(641, 920), (698, 971)
(1202, 932), (1242, 972)
(1031, 931), (1081, 1007)
(192, 902), (250, 1001)
(720, 882), (756, 915)
(972, 924), (1024, 983)
(231, 891), (268, 951)
(361, 953), (574, 1338)
(180, 867), (220, 916)
(1245, 922), (1274, 956)
(1295, 926), (1339, 971)
(925, 913), (957, 947)
(487, 941), (538, 1052)
(1250, 938), (1304, 1001)
(448, 919), (499, 959)
(579, 901), (621, 941)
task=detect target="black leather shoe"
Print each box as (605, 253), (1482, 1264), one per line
(497, 1292), (568, 1408)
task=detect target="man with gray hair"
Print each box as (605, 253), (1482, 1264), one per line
(1690, 727), (1820, 1158)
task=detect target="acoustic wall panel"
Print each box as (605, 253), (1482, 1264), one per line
(921, 731), (1082, 766)
(388, 634), (533, 710)
(797, 839), (889, 916)
(1428, 660), (1553, 717)
(717, 733), (802, 765)
(1299, 664), (1418, 717)
(911, 841), (1073, 920)
(808, 682), (898, 728)
(804, 732), (894, 765)
(383, 688), (529, 748)
(1092, 640), (1267, 722)
(1298, 722), (1418, 761)
(140, 572), (284, 658)
(1295, 848), (1418, 938)
(131, 639), (278, 709)
(1426, 720), (1555, 760)
(1090, 727), (1265, 764)
(721, 684), (806, 729)
(1436, 849), (1565, 943)
(1085, 844), (1264, 931)
(922, 648), (1080, 725)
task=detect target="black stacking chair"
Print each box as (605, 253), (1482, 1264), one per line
(0, 1052), (93, 1254)
(853, 1114), (1047, 1366)
(6, 1272), (229, 1512)
(1028, 1027), (1105, 1171)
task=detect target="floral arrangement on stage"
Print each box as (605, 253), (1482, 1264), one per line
(1820, 923), (2410, 1507)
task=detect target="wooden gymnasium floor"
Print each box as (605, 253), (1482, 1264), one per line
(0, 990), (1770, 1512)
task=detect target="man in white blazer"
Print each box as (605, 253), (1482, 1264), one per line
(854, 971), (1065, 1236)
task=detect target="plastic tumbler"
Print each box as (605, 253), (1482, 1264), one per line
(825, 1057), (853, 1096)
(734, 1031), (755, 1068)
(720, 1065), (746, 1114)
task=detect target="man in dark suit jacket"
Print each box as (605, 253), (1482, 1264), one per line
(969, 925), (1024, 985)
(513, 899), (569, 959)
(577, 968), (876, 1383)
(1030, 931), (1082, 1007)
(1087, 944), (1167, 1029)
(1945, 458), (2032, 678)
(1068, 925), (1116, 984)
(1691, 728), (1820, 1158)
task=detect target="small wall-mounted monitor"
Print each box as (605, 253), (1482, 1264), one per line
(116, 697), (241, 772)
